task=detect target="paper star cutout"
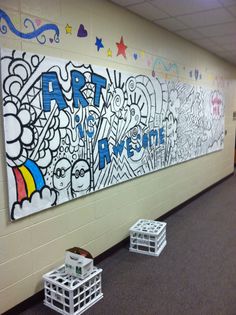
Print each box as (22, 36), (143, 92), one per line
(140, 50), (145, 57)
(65, 24), (72, 34)
(116, 36), (127, 59)
(95, 37), (104, 51)
(107, 48), (112, 57)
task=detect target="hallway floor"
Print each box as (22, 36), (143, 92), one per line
(18, 172), (236, 315)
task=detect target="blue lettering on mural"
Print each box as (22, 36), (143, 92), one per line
(75, 115), (85, 138)
(86, 115), (95, 138)
(126, 137), (134, 158)
(142, 133), (149, 149)
(149, 129), (158, 146)
(159, 127), (164, 144)
(42, 72), (67, 112)
(71, 70), (89, 108)
(75, 114), (96, 139)
(42, 70), (107, 112)
(91, 73), (106, 106)
(98, 128), (165, 170)
(134, 134), (142, 152)
(112, 140), (125, 157)
(98, 138), (111, 170)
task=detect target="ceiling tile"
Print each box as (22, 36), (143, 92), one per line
(206, 45), (228, 53)
(128, 2), (168, 20)
(226, 57), (236, 65)
(225, 4), (236, 16)
(149, 0), (221, 16)
(110, 0), (144, 6)
(193, 41), (232, 58)
(210, 34), (236, 44)
(218, 0), (236, 6)
(153, 17), (187, 31)
(220, 42), (236, 51)
(191, 38), (219, 50)
(216, 50), (236, 58)
(109, 0), (236, 65)
(177, 8), (235, 28)
(197, 21), (236, 36)
(221, 56), (236, 67)
(176, 29), (205, 40)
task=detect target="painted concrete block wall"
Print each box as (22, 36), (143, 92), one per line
(0, 0), (236, 312)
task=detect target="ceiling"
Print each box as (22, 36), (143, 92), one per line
(110, 0), (236, 65)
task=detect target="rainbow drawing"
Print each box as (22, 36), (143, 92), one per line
(12, 159), (45, 203)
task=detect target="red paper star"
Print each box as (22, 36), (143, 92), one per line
(116, 36), (127, 59)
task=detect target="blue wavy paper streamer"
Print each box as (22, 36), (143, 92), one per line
(152, 57), (179, 77)
(0, 9), (60, 44)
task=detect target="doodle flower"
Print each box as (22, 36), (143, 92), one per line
(3, 99), (34, 165)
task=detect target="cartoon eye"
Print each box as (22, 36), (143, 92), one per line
(76, 169), (85, 178)
(131, 108), (135, 116)
(72, 168), (89, 178)
(54, 166), (70, 178)
(55, 168), (63, 178)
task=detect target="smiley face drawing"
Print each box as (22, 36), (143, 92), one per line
(71, 159), (91, 197)
(52, 158), (73, 204)
(53, 158), (71, 190)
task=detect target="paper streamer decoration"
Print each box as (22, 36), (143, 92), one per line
(0, 9), (60, 44)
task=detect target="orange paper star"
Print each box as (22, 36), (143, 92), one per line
(116, 36), (127, 59)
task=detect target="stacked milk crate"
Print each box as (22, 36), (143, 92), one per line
(43, 247), (103, 315)
(129, 219), (167, 256)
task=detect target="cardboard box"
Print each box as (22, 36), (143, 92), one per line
(65, 247), (94, 279)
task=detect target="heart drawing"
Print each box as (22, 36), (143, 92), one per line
(35, 18), (42, 27)
(77, 24), (88, 37)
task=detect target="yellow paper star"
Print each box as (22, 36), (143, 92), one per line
(107, 48), (112, 57)
(65, 24), (72, 34)
(140, 50), (145, 57)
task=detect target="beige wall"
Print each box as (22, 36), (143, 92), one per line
(0, 0), (236, 312)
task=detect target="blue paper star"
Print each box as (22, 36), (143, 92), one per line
(95, 37), (104, 51)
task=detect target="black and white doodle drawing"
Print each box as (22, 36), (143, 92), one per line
(0, 49), (224, 220)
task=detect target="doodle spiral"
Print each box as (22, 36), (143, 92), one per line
(0, 48), (224, 220)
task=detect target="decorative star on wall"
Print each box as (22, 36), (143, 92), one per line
(116, 36), (127, 59)
(65, 24), (72, 34)
(95, 37), (104, 51)
(140, 50), (145, 57)
(107, 48), (112, 57)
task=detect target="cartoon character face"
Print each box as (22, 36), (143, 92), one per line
(71, 160), (90, 193)
(53, 158), (71, 190)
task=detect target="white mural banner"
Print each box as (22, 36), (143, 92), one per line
(0, 48), (224, 220)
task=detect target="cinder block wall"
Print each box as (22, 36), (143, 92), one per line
(0, 0), (236, 312)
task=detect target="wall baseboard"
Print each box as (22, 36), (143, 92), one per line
(3, 171), (234, 315)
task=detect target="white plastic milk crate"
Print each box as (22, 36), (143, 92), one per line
(43, 265), (103, 315)
(129, 219), (167, 256)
